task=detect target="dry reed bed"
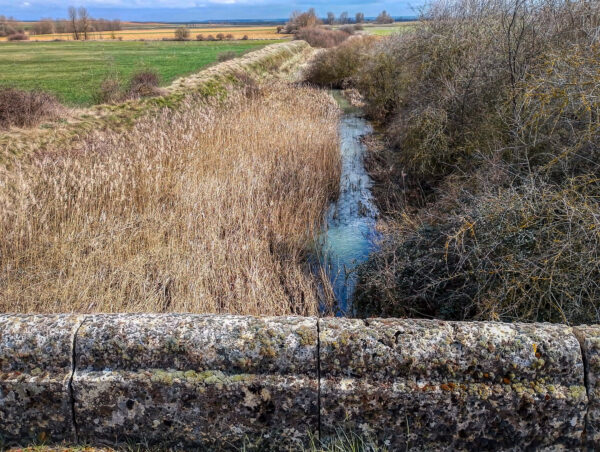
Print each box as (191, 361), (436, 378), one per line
(0, 83), (340, 314)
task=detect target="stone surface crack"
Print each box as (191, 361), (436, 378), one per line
(316, 316), (322, 441)
(68, 316), (87, 444)
(574, 330), (591, 447)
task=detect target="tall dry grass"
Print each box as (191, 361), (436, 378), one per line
(0, 83), (340, 315)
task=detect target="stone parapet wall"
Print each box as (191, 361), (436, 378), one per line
(1, 314), (599, 450)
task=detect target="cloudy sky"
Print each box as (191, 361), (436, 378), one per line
(1, 0), (424, 21)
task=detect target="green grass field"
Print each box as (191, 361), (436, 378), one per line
(0, 39), (279, 105)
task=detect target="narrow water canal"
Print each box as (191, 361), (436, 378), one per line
(320, 91), (379, 315)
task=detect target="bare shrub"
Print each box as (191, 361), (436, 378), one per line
(217, 51), (237, 62)
(284, 8), (321, 34)
(305, 35), (378, 87)
(174, 26), (190, 41)
(339, 24), (361, 34)
(515, 43), (600, 178)
(94, 70), (161, 104)
(225, 33), (234, 40)
(216, 33), (225, 41)
(0, 88), (61, 129)
(7, 33), (29, 41)
(127, 69), (161, 98)
(94, 74), (123, 104)
(206, 34), (215, 41)
(0, 84), (340, 315)
(242, 34), (248, 40)
(295, 27), (350, 48)
(355, 0), (600, 176)
(351, 0), (600, 324)
(196, 33), (205, 41)
(357, 175), (600, 324)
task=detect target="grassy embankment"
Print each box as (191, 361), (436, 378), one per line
(0, 40), (313, 159)
(306, 0), (600, 325)
(0, 40), (280, 105)
(0, 41), (340, 315)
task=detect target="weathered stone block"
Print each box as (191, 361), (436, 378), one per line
(0, 314), (85, 445)
(573, 325), (600, 449)
(319, 318), (587, 450)
(73, 314), (318, 450)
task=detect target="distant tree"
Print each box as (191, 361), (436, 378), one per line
(31, 18), (55, 35)
(174, 26), (190, 40)
(284, 8), (321, 33)
(0, 15), (19, 37)
(338, 11), (349, 24)
(66, 7), (120, 39)
(54, 19), (69, 34)
(375, 10), (394, 24)
(68, 6), (79, 40)
(326, 12), (335, 25)
(90, 18), (120, 33)
(78, 7), (91, 40)
(355, 12), (365, 24)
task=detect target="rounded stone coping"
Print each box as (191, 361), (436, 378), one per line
(319, 318), (584, 385)
(0, 315), (588, 382)
(0, 314), (85, 374)
(76, 314), (318, 375)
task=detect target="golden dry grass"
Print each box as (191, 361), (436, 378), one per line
(0, 83), (340, 315)
(2, 26), (290, 41)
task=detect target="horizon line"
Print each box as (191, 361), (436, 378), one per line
(12, 15), (419, 23)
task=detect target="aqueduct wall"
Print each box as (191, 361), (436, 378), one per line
(1, 314), (599, 450)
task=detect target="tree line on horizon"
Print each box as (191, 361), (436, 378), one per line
(1, 7), (396, 42)
(0, 7), (122, 40)
(325, 10), (394, 25)
(278, 8), (395, 34)
(0, 16), (24, 37)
